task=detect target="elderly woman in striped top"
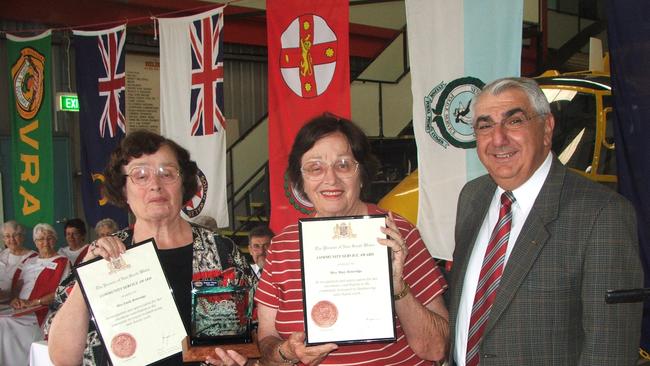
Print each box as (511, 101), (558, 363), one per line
(254, 114), (449, 365)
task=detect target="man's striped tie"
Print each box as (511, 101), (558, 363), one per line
(466, 191), (515, 366)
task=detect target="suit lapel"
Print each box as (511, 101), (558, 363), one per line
(483, 159), (566, 334)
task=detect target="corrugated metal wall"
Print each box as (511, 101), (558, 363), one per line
(223, 58), (268, 135)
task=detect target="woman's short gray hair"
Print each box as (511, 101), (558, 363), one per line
(33, 223), (57, 241)
(2, 220), (24, 236)
(95, 218), (119, 234)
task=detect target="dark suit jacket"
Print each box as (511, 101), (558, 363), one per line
(448, 158), (643, 365)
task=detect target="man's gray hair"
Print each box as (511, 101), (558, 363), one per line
(473, 77), (551, 119)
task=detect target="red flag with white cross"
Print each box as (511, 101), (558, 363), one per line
(267, 0), (350, 232)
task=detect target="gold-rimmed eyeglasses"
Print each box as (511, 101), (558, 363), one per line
(34, 236), (56, 242)
(125, 166), (181, 186)
(2, 233), (23, 240)
(300, 158), (359, 181)
(473, 112), (546, 136)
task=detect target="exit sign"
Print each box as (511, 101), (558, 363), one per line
(56, 93), (79, 112)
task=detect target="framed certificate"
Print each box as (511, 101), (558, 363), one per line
(75, 239), (187, 366)
(299, 215), (396, 345)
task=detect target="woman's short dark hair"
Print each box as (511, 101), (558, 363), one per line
(286, 114), (379, 201)
(64, 218), (86, 236)
(103, 130), (199, 208)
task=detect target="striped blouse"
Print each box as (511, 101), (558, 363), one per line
(255, 204), (447, 365)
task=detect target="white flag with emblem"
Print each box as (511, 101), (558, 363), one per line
(159, 7), (229, 227)
(406, 0), (523, 260)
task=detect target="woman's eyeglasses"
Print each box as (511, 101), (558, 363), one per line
(300, 158), (359, 181)
(3, 233), (23, 240)
(34, 236), (56, 242)
(125, 166), (181, 186)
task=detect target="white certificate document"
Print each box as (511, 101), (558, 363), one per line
(299, 215), (396, 345)
(75, 240), (186, 366)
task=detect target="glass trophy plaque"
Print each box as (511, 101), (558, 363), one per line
(190, 280), (254, 346)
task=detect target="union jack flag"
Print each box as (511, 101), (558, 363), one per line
(97, 28), (126, 138)
(189, 11), (225, 136)
(73, 24), (128, 229)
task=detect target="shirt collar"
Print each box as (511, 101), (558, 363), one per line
(496, 152), (553, 212)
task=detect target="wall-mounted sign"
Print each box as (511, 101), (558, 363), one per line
(56, 93), (79, 112)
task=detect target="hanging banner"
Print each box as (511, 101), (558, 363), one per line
(405, 0), (523, 260)
(607, 0), (650, 353)
(7, 31), (55, 227)
(267, 0), (351, 233)
(73, 24), (129, 229)
(159, 6), (229, 227)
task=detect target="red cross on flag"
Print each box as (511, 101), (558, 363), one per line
(279, 14), (338, 98)
(267, 0), (350, 233)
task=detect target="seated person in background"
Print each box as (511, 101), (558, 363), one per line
(0, 223), (70, 366)
(46, 130), (255, 366)
(58, 218), (90, 266)
(247, 225), (273, 279)
(94, 218), (119, 238)
(0, 220), (35, 301)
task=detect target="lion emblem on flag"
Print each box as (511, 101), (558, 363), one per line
(279, 14), (338, 98)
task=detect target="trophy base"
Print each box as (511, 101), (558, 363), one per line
(190, 334), (252, 346)
(182, 335), (260, 362)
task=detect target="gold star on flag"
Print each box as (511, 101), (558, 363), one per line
(325, 48), (334, 57)
(303, 21), (311, 30)
(304, 83), (312, 92)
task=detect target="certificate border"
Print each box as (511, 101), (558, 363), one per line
(298, 214), (397, 346)
(74, 238), (184, 365)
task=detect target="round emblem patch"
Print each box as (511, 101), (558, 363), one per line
(283, 172), (314, 215)
(11, 48), (46, 120)
(424, 77), (485, 149)
(183, 168), (208, 218)
(279, 14), (338, 98)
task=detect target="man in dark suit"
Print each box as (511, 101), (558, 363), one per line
(449, 77), (643, 365)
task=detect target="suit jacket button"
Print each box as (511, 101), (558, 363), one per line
(483, 354), (496, 358)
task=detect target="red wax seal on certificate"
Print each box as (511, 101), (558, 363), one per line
(111, 333), (137, 358)
(311, 300), (338, 328)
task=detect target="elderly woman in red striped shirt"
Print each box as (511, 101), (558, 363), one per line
(254, 114), (449, 365)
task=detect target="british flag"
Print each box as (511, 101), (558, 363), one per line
(97, 28), (126, 138)
(160, 7), (229, 227)
(73, 24), (128, 229)
(189, 11), (225, 136)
